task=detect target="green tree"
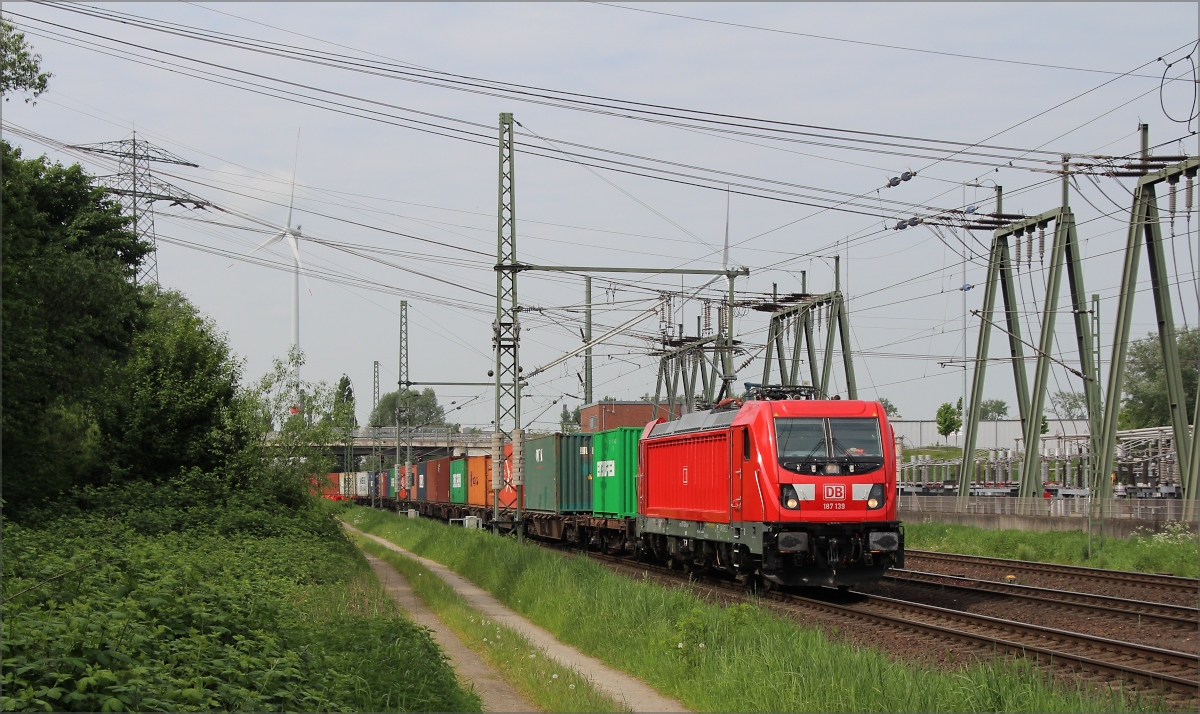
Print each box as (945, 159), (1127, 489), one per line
(1049, 391), (1087, 420)
(560, 404), (581, 433)
(935, 402), (962, 438)
(2, 141), (149, 512)
(979, 398), (1009, 420)
(878, 397), (901, 418)
(90, 288), (248, 485)
(370, 388), (446, 428)
(332, 374), (358, 428)
(1119, 328), (1198, 428)
(1, 19), (51, 102)
(242, 349), (339, 507)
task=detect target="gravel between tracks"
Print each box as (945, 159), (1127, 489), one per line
(904, 552), (1200, 608)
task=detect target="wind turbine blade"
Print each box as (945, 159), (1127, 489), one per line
(287, 128), (300, 229)
(287, 232), (314, 295)
(249, 232), (284, 256)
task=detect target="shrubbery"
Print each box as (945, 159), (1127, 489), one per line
(2, 486), (480, 712)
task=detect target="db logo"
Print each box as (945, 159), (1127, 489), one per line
(823, 484), (845, 500)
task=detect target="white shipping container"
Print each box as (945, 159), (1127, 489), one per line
(355, 471), (370, 497)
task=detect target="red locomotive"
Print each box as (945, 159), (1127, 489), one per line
(637, 392), (902, 588)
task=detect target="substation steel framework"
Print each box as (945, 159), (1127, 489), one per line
(959, 159), (1100, 510)
(759, 285), (857, 400)
(1095, 156), (1199, 519)
(70, 132), (208, 287)
(959, 153), (1200, 519)
(654, 334), (729, 417)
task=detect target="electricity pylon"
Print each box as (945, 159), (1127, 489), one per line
(70, 131), (206, 286)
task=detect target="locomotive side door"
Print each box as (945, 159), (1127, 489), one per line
(731, 427), (748, 522)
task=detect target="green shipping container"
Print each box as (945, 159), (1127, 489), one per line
(593, 427), (641, 518)
(524, 433), (593, 513)
(450, 458), (468, 503)
(388, 466), (397, 498)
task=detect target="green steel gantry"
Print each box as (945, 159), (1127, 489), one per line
(759, 260), (857, 400)
(959, 138), (1198, 519)
(959, 158), (1100, 510)
(1095, 155), (1199, 518)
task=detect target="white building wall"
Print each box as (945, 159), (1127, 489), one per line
(890, 419), (1089, 450)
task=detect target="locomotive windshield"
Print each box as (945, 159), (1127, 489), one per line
(775, 417), (884, 475)
(776, 418), (827, 458)
(828, 418), (883, 457)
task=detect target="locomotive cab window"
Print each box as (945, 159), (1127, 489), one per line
(775, 418), (827, 458)
(828, 418), (882, 458)
(775, 417), (884, 475)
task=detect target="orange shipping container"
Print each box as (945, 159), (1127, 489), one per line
(467, 455), (490, 506)
(486, 442), (522, 509)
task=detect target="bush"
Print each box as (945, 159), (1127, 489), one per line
(2, 488), (480, 712)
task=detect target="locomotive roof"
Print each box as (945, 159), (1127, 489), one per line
(647, 399), (882, 438)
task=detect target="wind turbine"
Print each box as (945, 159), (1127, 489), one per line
(251, 130), (311, 391)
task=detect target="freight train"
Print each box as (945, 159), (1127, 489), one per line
(328, 393), (904, 588)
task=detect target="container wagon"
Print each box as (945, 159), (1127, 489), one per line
(450, 458), (468, 504)
(428, 456), (451, 503)
(593, 428), (640, 519)
(416, 461), (428, 501)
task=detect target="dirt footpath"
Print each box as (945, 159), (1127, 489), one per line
(347, 524), (688, 713)
(360, 548), (537, 712)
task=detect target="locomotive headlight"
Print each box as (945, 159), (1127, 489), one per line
(780, 484), (801, 510)
(866, 483), (886, 510)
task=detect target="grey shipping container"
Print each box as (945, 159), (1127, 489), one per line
(524, 433), (593, 513)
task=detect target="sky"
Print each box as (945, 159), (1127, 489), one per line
(4, 2), (1199, 432)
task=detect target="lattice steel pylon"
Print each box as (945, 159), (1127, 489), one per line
(492, 112), (524, 537)
(398, 300), (412, 481)
(70, 131), (204, 286)
(372, 360), (382, 505)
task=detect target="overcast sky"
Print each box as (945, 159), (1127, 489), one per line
(5, 2), (1198, 431)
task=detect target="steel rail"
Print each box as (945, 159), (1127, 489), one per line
(906, 549), (1199, 595)
(582, 553), (1199, 696)
(886, 569), (1200, 627)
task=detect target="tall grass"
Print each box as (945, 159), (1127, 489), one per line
(353, 534), (630, 712)
(344, 507), (1158, 713)
(905, 521), (1199, 577)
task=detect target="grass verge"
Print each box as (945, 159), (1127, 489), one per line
(905, 521), (1199, 577)
(2, 502), (481, 712)
(352, 533), (630, 713)
(344, 506), (1159, 713)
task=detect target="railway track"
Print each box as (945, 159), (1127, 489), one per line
(906, 549), (1199, 597)
(884, 569), (1200, 628)
(583, 552), (1199, 699)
